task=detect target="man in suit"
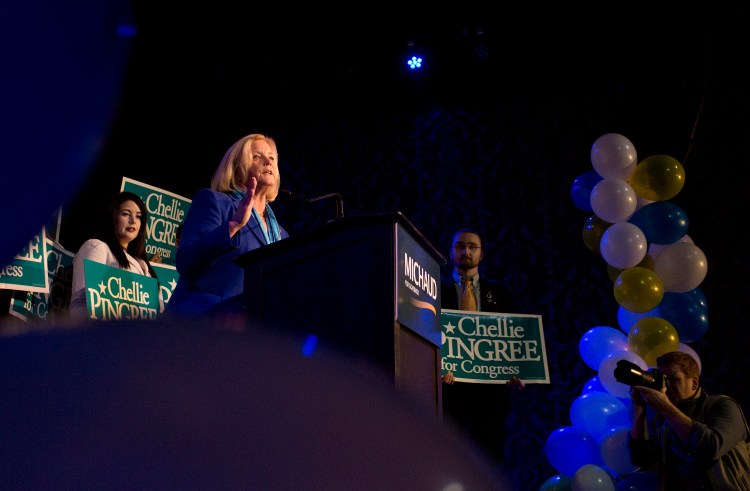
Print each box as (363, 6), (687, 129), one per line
(441, 227), (524, 468)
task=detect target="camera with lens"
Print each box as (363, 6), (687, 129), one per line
(614, 359), (666, 391)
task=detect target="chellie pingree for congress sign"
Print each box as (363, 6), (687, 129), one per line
(441, 309), (550, 384)
(81, 259), (160, 320)
(121, 177), (191, 267)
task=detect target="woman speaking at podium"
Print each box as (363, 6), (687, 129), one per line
(167, 133), (289, 317)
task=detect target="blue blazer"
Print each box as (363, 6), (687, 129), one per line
(167, 188), (289, 316)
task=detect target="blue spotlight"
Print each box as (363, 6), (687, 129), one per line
(406, 55), (423, 70)
(301, 334), (318, 357)
(116, 23), (137, 38)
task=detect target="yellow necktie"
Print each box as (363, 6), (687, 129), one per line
(460, 277), (477, 311)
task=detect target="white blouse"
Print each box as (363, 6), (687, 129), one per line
(69, 239), (152, 321)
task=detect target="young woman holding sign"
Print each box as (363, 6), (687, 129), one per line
(69, 191), (157, 321)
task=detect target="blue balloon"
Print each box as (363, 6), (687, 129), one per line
(570, 392), (629, 442)
(582, 375), (606, 394)
(658, 291), (709, 342)
(617, 305), (659, 334)
(571, 170), (603, 212)
(629, 201), (689, 244)
(579, 325), (628, 370)
(545, 426), (603, 476)
(688, 287), (708, 310)
(540, 474), (572, 490)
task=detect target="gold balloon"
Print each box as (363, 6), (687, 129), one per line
(613, 267), (664, 312)
(582, 215), (611, 254)
(628, 317), (680, 366)
(608, 254), (655, 281)
(628, 154), (685, 201)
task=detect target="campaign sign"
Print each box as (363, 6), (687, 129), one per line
(82, 259), (160, 320)
(121, 176), (191, 267)
(0, 228), (49, 293)
(44, 238), (75, 320)
(152, 262), (179, 307)
(9, 238), (73, 322)
(441, 309), (550, 384)
(396, 223), (441, 347)
(8, 291), (34, 322)
(45, 206), (63, 243)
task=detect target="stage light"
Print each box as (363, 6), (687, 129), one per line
(472, 29), (490, 61)
(405, 41), (425, 72)
(407, 55), (423, 70)
(302, 334), (318, 356)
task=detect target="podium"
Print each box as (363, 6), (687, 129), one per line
(234, 212), (446, 416)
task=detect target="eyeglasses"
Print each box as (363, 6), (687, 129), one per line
(453, 243), (481, 252)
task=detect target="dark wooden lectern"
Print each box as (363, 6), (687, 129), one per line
(234, 212), (446, 416)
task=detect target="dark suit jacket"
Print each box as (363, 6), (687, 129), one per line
(440, 272), (514, 313)
(441, 270), (516, 463)
(167, 188), (289, 316)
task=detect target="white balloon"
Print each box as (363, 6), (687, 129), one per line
(615, 161), (637, 181)
(591, 133), (638, 180)
(579, 326), (628, 370)
(572, 463), (616, 491)
(678, 342), (703, 374)
(600, 222), (647, 269)
(654, 242), (708, 292)
(636, 195), (654, 211)
(600, 426), (639, 476)
(648, 233), (693, 260)
(598, 350), (648, 399)
(590, 178), (638, 223)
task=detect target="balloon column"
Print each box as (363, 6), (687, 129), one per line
(542, 133), (709, 489)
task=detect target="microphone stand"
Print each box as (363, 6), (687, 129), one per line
(307, 192), (344, 219)
(281, 190), (344, 220)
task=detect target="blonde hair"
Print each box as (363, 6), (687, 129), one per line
(210, 133), (280, 202)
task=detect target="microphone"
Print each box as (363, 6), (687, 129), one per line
(280, 189), (305, 202)
(281, 190), (344, 219)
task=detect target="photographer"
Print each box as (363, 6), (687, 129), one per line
(628, 351), (750, 490)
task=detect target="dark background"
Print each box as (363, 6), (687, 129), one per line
(14, 3), (750, 490)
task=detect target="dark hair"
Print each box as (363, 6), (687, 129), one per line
(451, 227), (483, 245)
(657, 351), (700, 377)
(94, 191), (156, 278)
